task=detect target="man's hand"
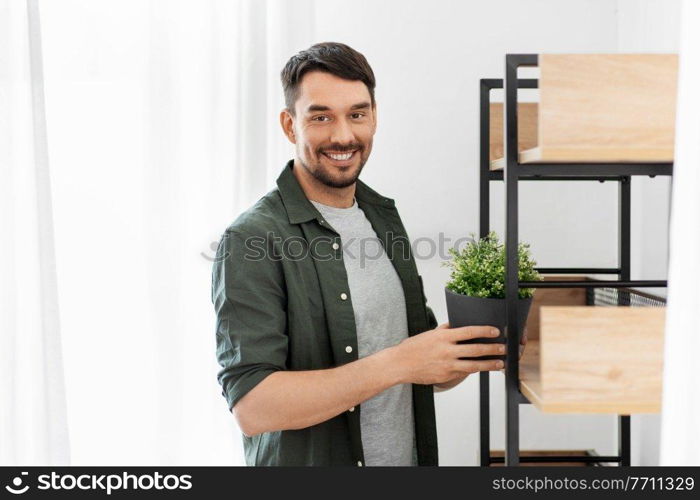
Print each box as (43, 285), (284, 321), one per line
(432, 323), (468, 391)
(434, 325), (529, 389)
(391, 321), (504, 387)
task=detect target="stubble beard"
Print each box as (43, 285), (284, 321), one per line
(298, 145), (370, 189)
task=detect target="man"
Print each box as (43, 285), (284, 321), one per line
(212, 42), (524, 466)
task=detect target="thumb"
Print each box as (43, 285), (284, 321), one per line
(436, 322), (450, 330)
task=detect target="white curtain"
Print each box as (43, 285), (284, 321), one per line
(1, 0), (314, 465)
(0, 0), (70, 465)
(660, 0), (700, 466)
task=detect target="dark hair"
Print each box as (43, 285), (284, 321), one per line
(280, 42), (376, 116)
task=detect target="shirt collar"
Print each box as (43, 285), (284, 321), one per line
(276, 159), (396, 224)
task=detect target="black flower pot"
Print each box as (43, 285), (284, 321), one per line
(444, 288), (533, 361)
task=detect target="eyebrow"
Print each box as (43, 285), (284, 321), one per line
(305, 102), (371, 113)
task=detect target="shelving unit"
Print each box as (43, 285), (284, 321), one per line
(489, 54), (678, 169)
(478, 54), (674, 467)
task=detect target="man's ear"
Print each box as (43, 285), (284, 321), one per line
(371, 102), (378, 134)
(280, 108), (296, 144)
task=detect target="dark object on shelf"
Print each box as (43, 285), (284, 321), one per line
(490, 449), (617, 467)
(444, 288), (531, 360)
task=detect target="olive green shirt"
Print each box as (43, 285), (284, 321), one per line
(211, 159), (439, 466)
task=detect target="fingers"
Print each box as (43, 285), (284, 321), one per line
(445, 325), (500, 342)
(520, 327), (528, 345)
(454, 359), (504, 374)
(451, 341), (525, 358)
(454, 342), (505, 358)
(444, 326), (527, 344)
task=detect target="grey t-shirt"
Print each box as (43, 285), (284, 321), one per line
(310, 197), (417, 466)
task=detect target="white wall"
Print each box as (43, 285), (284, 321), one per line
(312, 0), (680, 465)
(616, 0), (682, 467)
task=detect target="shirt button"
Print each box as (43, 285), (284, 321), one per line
(357, 460), (363, 467)
(348, 406), (355, 412)
(332, 242), (340, 250)
(340, 292), (348, 300)
(345, 345), (353, 353)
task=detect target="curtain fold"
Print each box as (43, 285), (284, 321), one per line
(0, 0), (70, 465)
(30, 0), (314, 465)
(660, 0), (700, 466)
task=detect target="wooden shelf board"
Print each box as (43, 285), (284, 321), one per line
(489, 54), (678, 170)
(518, 306), (665, 414)
(489, 103), (538, 170)
(490, 147), (674, 170)
(490, 157), (505, 170)
(525, 275), (590, 341)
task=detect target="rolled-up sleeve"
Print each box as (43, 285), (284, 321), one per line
(211, 229), (288, 412)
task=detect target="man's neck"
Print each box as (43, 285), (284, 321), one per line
(292, 159), (356, 209)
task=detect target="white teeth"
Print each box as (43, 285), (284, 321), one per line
(325, 151), (354, 161)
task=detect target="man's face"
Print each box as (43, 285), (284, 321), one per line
(283, 71), (376, 188)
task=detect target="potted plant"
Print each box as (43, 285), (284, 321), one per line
(442, 231), (541, 360)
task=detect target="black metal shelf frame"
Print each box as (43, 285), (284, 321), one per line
(477, 54), (673, 467)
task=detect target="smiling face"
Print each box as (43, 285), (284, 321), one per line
(281, 71), (377, 189)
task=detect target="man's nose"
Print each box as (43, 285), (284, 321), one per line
(330, 117), (355, 145)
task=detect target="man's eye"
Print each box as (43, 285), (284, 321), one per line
(351, 113), (365, 119)
(313, 116), (329, 122)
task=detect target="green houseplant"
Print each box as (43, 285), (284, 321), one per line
(442, 231), (541, 359)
